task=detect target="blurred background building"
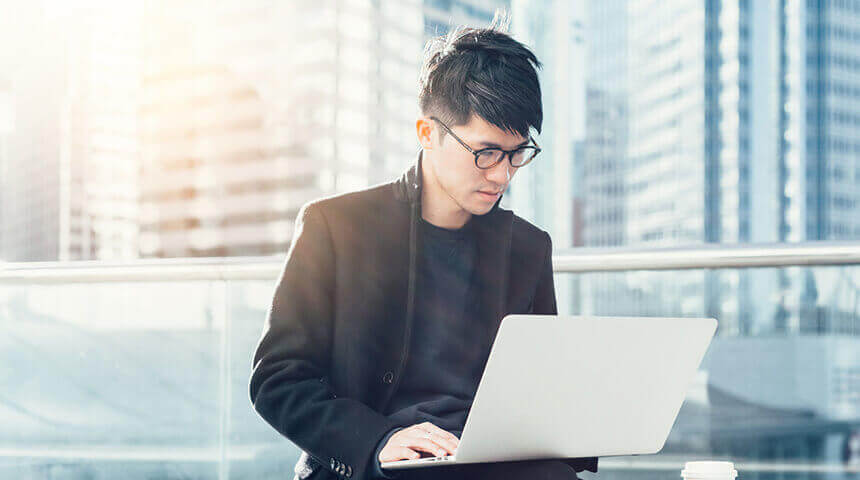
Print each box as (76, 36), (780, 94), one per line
(0, 1), (510, 261)
(0, 4), (67, 262)
(136, 0), (505, 258)
(0, 4), (141, 262)
(1, 3), (856, 259)
(138, 0), (305, 258)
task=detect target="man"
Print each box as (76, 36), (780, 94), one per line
(250, 17), (599, 480)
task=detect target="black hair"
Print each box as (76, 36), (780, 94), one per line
(419, 10), (543, 140)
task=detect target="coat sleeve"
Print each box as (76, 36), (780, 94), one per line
(531, 231), (599, 474)
(249, 202), (402, 480)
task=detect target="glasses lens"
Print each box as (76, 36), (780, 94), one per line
(510, 147), (537, 167)
(475, 149), (504, 168)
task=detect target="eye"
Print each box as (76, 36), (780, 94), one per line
(511, 147), (539, 167)
(475, 149), (504, 168)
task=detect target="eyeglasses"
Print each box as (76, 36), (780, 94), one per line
(429, 116), (541, 169)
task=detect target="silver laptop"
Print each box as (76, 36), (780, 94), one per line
(381, 314), (717, 470)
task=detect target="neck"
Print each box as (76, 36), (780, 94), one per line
(420, 153), (473, 230)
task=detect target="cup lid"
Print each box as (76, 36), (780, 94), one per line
(681, 461), (737, 478)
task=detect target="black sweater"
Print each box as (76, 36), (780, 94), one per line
(372, 215), (489, 478)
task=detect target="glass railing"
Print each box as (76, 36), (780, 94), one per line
(1, 243), (858, 480)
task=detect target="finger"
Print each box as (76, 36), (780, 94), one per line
(400, 437), (453, 457)
(415, 422), (460, 446)
(380, 446), (420, 463)
(411, 432), (458, 454)
(417, 422), (460, 443)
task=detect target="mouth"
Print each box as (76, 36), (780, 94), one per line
(477, 190), (502, 201)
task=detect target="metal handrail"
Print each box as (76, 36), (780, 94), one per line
(1, 241), (859, 284)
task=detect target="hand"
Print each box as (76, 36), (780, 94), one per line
(378, 422), (460, 463)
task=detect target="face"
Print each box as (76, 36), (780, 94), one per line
(417, 113), (529, 216)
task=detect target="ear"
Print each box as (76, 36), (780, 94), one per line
(416, 117), (434, 150)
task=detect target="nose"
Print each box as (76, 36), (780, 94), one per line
(484, 157), (513, 186)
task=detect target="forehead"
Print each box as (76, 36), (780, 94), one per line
(456, 113), (530, 149)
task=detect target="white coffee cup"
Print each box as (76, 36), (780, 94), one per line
(681, 461), (738, 480)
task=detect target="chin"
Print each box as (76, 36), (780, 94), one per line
(469, 202), (495, 216)
(455, 192), (496, 216)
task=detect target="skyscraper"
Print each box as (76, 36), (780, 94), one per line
(61, 6), (142, 260)
(583, 0), (628, 249)
(0, 5), (141, 262)
(782, 0), (860, 333)
(785, 0), (860, 243)
(0, 5), (66, 262)
(619, 0), (860, 333)
(509, 0), (585, 251)
(0, 78), (11, 263)
(138, 1), (312, 257)
(621, 0), (784, 330)
(508, 0), (586, 314)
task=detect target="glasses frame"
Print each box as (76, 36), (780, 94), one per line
(429, 116), (541, 169)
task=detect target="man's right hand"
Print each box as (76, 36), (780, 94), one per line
(378, 422), (460, 463)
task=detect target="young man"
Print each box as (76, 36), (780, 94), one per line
(250, 19), (599, 480)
